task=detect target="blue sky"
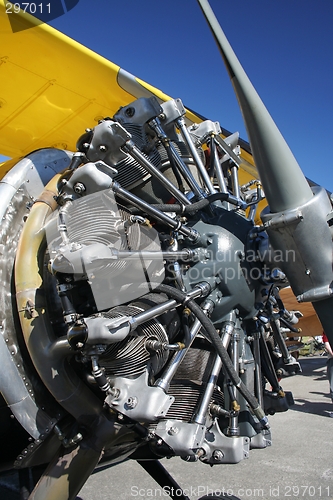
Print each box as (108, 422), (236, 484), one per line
(3, 0), (333, 190)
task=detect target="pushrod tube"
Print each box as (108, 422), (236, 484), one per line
(155, 317), (202, 392)
(149, 118), (205, 199)
(193, 318), (234, 425)
(123, 141), (191, 206)
(129, 286), (206, 331)
(155, 300), (214, 392)
(227, 329), (240, 436)
(112, 181), (198, 241)
(176, 116), (216, 194)
(210, 136), (228, 194)
(253, 330), (264, 408)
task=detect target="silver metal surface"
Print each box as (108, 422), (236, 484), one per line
(201, 421), (250, 464)
(106, 372), (174, 421)
(155, 420), (206, 457)
(176, 115), (216, 194)
(0, 149), (71, 438)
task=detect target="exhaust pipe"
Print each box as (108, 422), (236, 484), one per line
(197, 0), (333, 338)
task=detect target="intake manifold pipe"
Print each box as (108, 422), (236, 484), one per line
(197, 0), (333, 339)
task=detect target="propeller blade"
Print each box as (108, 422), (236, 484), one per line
(196, 0), (313, 213)
(197, 1), (333, 341)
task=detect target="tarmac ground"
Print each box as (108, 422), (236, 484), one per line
(1, 354), (332, 500)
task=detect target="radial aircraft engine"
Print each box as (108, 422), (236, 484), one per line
(0, 1), (332, 499)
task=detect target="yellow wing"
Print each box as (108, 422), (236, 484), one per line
(0, 1), (259, 186)
(0, 1), (177, 157)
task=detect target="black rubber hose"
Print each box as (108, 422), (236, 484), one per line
(155, 283), (269, 427)
(182, 309), (191, 347)
(209, 136), (216, 177)
(164, 142), (186, 193)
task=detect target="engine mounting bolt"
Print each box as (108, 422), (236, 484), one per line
(126, 396), (138, 409)
(305, 268), (311, 275)
(168, 426), (179, 436)
(73, 182), (86, 194)
(212, 449), (224, 461)
(99, 145), (107, 152)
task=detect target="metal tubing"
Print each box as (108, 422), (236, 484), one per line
(112, 182), (198, 240)
(176, 116), (216, 194)
(210, 136), (228, 194)
(129, 286), (204, 331)
(270, 319), (292, 365)
(259, 330), (280, 393)
(149, 118), (204, 199)
(155, 284), (268, 426)
(214, 135), (243, 171)
(155, 318), (202, 392)
(58, 199), (72, 246)
(123, 141), (191, 206)
(253, 332), (264, 408)
(130, 299), (177, 329)
(194, 355), (223, 425)
(169, 140), (205, 199)
(193, 318), (234, 424)
(168, 236), (186, 292)
(114, 249), (195, 261)
(227, 329), (240, 436)
(155, 301), (213, 392)
(230, 165), (240, 199)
